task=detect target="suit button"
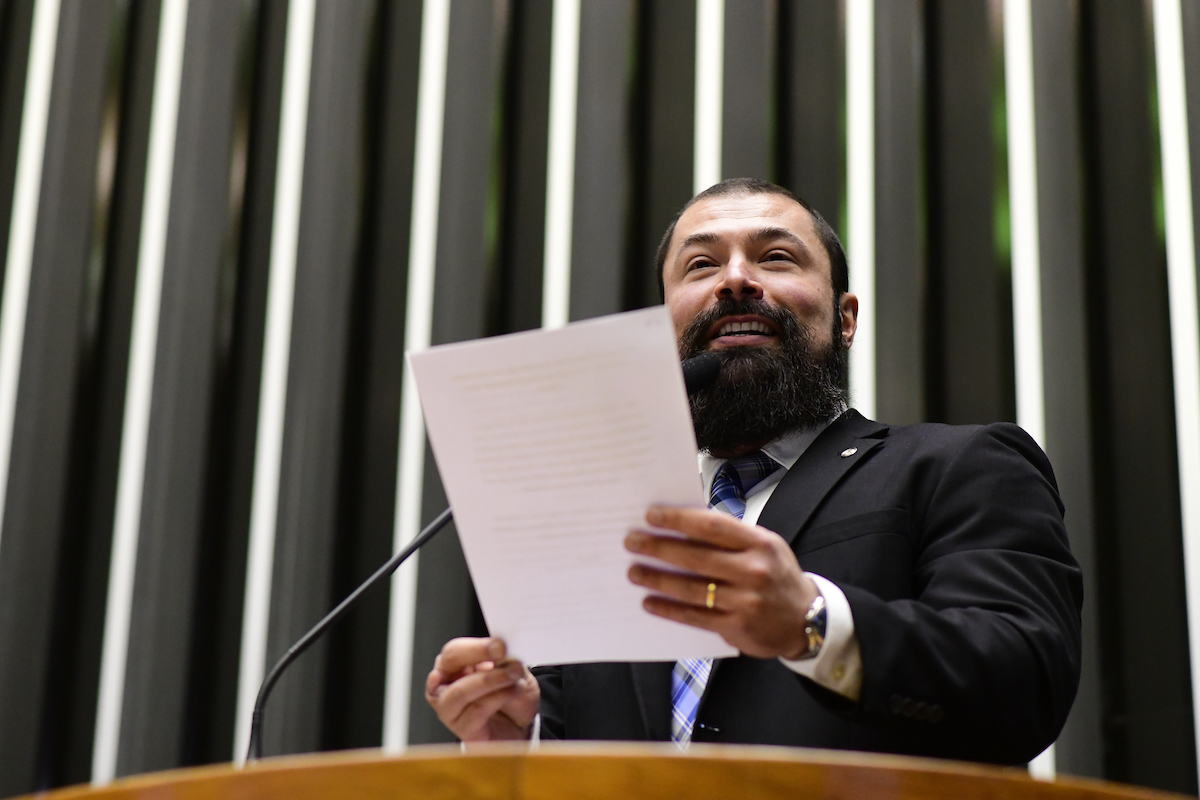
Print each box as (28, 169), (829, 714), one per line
(901, 699), (917, 718)
(915, 702), (930, 722)
(930, 705), (945, 723)
(889, 694), (904, 714)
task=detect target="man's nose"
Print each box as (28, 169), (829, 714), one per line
(716, 259), (764, 300)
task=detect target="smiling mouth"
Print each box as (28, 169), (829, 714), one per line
(716, 320), (773, 337)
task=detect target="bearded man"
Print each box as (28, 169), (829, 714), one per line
(424, 178), (1082, 765)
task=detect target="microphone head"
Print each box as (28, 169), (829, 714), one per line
(682, 353), (722, 396)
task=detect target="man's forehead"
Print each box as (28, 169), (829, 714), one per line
(671, 193), (815, 253)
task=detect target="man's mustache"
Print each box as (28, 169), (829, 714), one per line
(680, 297), (798, 357)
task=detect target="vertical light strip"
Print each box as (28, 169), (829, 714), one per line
(0, 0), (61, 558)
(1152, 0), (1200, 773)
(382, 0), (452, 753)
(231, 0), (317, 764)
(1004, 0), (1054, 779)
(846, 0), (875, 418)
(540, 0), (581, 330)
(1004, 0), (1046, 449)
(91, 0), (189, 784)
(693, 0), (724, 194)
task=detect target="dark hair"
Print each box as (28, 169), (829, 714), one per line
(654, 177), (848, 300)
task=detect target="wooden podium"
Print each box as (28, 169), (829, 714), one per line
(16, 744), (1191, 800)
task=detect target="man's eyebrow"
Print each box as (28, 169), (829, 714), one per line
(676, 227), (811, 255)
(747, 226), (809, 252)
(676, 231), (721, 252)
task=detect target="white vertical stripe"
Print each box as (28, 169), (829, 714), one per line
(92, 0), (189, 784)
(0, 0), (60, 560)
(1004, 0), (1054, 778)
(382, 0), (452, 753)
(1153, 0), (1200, 774)
(846, 0), (875, 418)
(231, 0), (316, 764)
(693, 0), (724, 194)
(1005, 0), (1046, 449)
(541, 0), (581, 330)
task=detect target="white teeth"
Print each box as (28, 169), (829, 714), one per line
(718, 320), (771, 336)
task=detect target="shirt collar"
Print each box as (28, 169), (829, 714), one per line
(697, 412), (842, 498)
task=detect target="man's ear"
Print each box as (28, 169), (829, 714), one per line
(839, 292), (859, 348)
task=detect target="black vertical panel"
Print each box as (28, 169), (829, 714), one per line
(1082, 0), (1196, 792)
(406, 0), (508, 746)
(568, 0), (635, 321)
(925, 0), (1010, 425)
(721, 0), (774, 181)
(1031, 0), (1101, 780)
(115, 0), (252, 776)
(263, 0), (376, 757)
(874, 0), (926, 424)
(494, 0), (552, 334)
(0, 0), (34, 292)
(48, 0), (161, 786)
(628, 0), (695, 309)
(777, 0), (843, 232)
(0, 2), (118, 794)
(182, 0), (286, 766)
(321, 0), (421, 751)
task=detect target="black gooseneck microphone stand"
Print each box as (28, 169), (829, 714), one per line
(245, 507), (453, 762)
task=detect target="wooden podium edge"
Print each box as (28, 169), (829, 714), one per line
(13, 743), (1194, 800)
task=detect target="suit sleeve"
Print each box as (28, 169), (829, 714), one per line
(531, 665), (565, 740)
(840, 423), (1083, 765)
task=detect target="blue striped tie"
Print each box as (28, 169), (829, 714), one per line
(670, 451), (780, 747)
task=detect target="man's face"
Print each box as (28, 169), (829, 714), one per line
(662, 192), (857, 353)
(662, 192), (859, 456)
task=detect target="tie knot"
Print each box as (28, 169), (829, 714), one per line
(708, 450), (779, 518)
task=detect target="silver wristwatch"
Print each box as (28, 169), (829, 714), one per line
(796, 593), (827, 660)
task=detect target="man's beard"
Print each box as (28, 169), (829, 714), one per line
(679, 297), (849, 457)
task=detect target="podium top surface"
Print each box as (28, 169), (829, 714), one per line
(16, 743), (1193, 800)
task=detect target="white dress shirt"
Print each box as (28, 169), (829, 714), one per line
(699, 424), (863, 701)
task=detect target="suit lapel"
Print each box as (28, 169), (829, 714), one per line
(629, 413), (886, 741)
(757, 410), (888, 546)
(630, 662), (673, 740)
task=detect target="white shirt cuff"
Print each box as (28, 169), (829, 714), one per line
(777, 573), (862, 701)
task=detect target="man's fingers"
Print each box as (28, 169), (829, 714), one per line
(429, 659), (525, 721)
(624, 530), (748, 581)
(641, 594), (725, 633)
(433, 636), (507, 678)
(629, 563), (722, 607)
(644, 505), (762, 549)
(450, 680), (536, 739)
(425, 661), (494, 697)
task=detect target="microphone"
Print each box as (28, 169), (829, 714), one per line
(245, 353), (722, 762)
(245, 508), (453, 762)
(682, 352), (721, 395)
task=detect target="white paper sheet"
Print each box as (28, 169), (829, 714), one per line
(408, 306), (738, 665)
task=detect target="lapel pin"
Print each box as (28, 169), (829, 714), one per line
(840, 447), (858, 458)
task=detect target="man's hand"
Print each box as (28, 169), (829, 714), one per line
(625, 506), (820, 659)
(425, 637), (540, 741)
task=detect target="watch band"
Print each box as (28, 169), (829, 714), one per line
(797, 593), (827, 660)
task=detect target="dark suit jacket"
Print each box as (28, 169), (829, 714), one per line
(531, 410), (1083, 765)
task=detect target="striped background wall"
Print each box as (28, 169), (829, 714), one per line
(0, 0), (1197, 795)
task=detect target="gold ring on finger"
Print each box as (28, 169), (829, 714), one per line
(705, 582), (717, 609)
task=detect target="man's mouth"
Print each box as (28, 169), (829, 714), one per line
(708, 316), (777, 346)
